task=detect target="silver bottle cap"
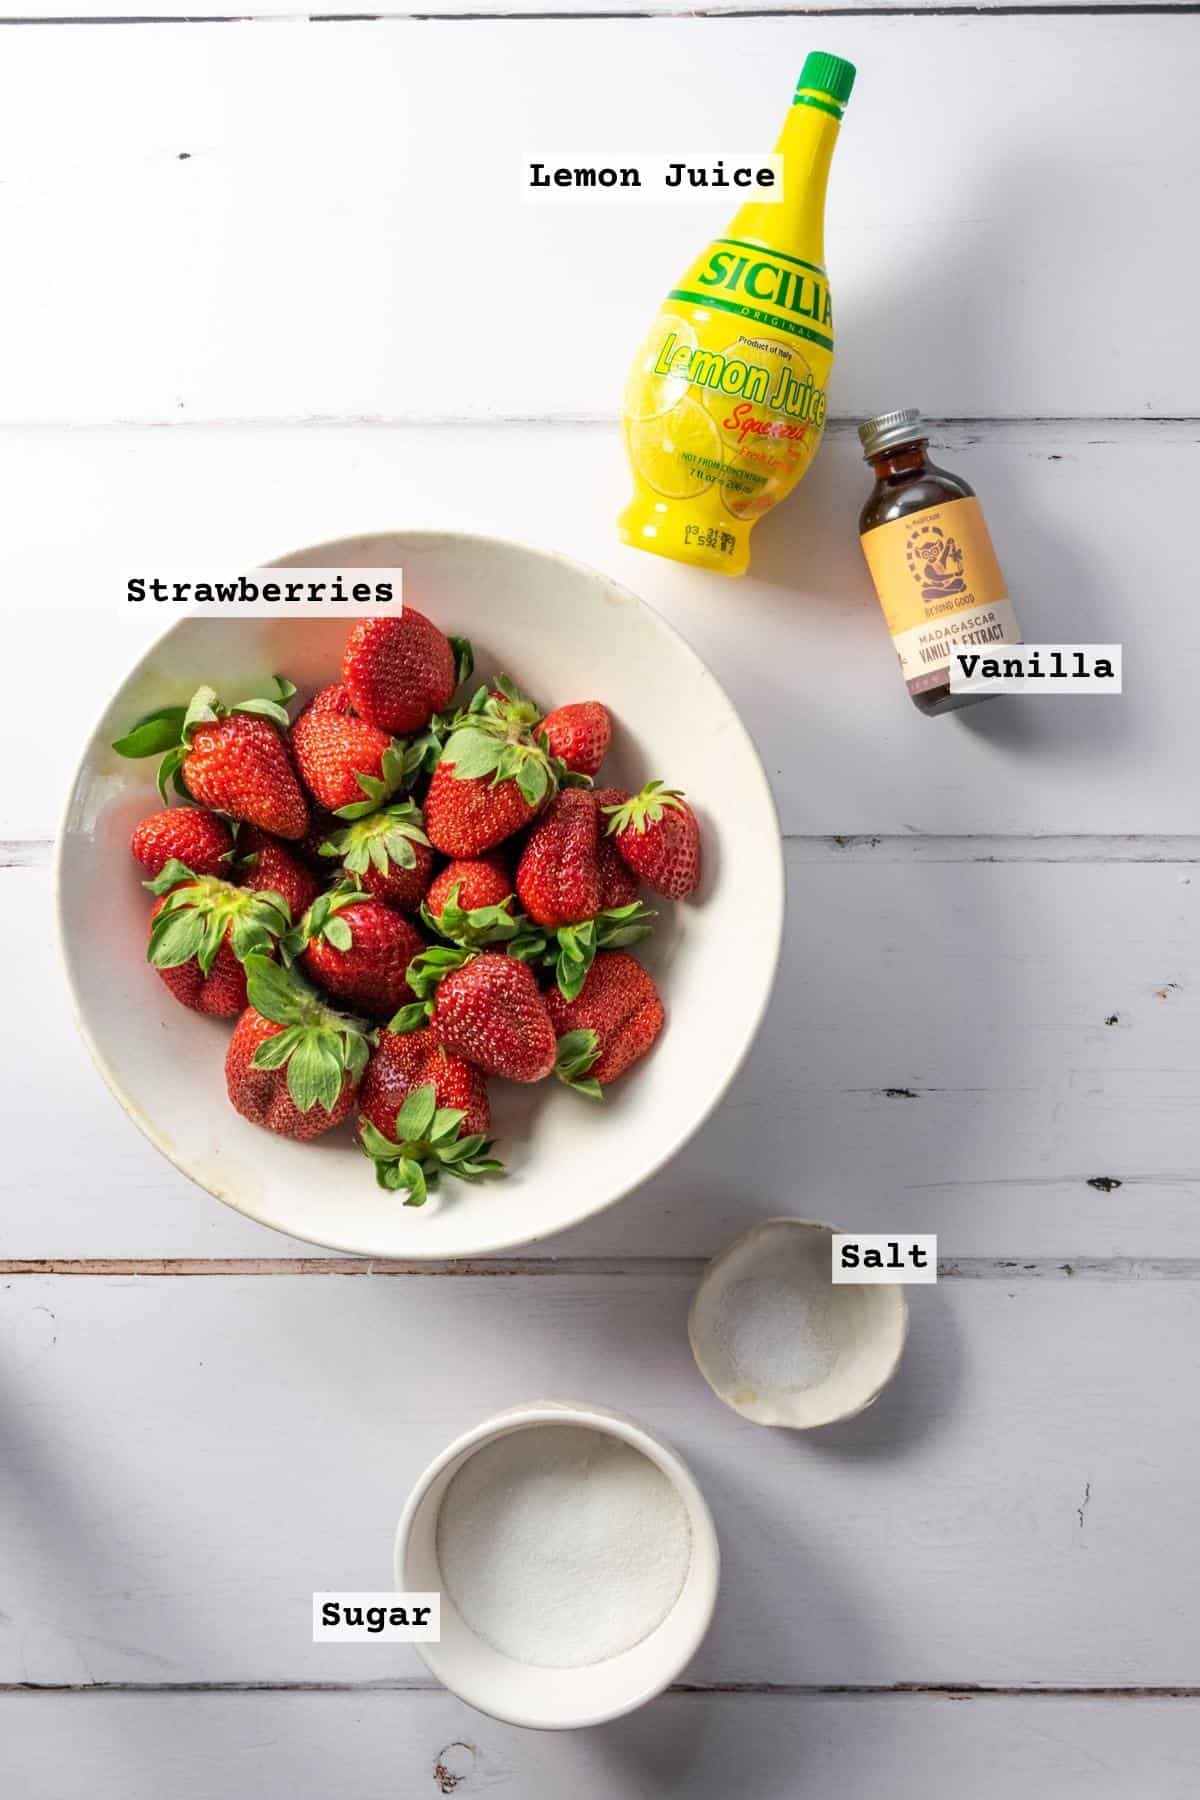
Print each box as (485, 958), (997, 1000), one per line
(858, 408), (926, 460)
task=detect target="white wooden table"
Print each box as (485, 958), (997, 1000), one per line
(2, 3), (1198, 1793)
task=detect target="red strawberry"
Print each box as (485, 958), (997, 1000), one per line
(357, 1029), (502, 1203)
(225, 955), (370, 1141)
(145, 863), (290, 1018)
(424, 679), (562, 857)
(547, 951), (664, 1091)
(237, 827), (320, 920)
(185, 713), (307, 840)
(424, 761), (537, 856)
(316, 801), (434, 913)
(360, 1027), (490, 1142)
(290, 685), (399, 814)
(296, 888), (425, 1020)
(539, 702), (611, 778)
(592, 788), (640, 909)
(149, 897), (248, 1017)
(342, 611), (462, 735)
(402, 950), (557, 1083)
(426, 856), (512, 919)
(296, 808), (341, 869)
(130, 807), (233, 881)
(603, 782), (701, 900)
(113, 679), (306, 838)
(515, 789), (602, 927)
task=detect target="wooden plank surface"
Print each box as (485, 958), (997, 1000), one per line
(3, 1271), (1199, 1686)
(0, 18), (1194, 424)
(3, 1691), (1199, 1799)
(10, 848), (1199, 1259)
(5, 420), (1195, 842)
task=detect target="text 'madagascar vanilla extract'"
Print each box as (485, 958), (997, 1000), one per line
(858, 409), (1021, 715)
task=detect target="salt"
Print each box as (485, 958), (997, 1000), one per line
(435, 1424), (692, 1669)
(714, 1268), (838, 1394)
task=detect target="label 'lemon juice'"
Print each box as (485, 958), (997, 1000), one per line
(618, 52), (856, 577)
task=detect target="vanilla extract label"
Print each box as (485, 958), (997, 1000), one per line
(949, 644), (1123, 695)
(521, 155), (785, 206)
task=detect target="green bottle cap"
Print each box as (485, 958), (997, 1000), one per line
(796, 52), (857, 108)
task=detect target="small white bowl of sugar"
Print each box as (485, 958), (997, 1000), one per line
(395, 1401), (719, 1729)
(689, 1217), (909, 1428)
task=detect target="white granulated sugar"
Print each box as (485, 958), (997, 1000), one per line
(715, 1265), (838, 1394)
(435, 1424), (692, 1669)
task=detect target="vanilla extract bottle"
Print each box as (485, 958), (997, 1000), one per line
(858, 410), (1021, 716)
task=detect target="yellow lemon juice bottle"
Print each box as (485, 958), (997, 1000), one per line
(618, 52), (855, 576)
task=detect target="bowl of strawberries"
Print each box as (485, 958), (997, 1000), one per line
(57, 532), (783, 1257)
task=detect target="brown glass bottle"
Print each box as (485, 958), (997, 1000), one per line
(858, 410), (1019, 717)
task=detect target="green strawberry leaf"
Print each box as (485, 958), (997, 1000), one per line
(143, 858), (199, 896)
(388, 1001), (432, 1033)
(442, 727), (505, 781)
(515, 758), (549, 809)
(323, 916), (353, 953)
(397, 1158), (429, 1207)
(244, 953), (310, 1026)
(273, 676), (298, 704)
(250, 1024), (306, 1071)
(147, 907), (207, 970)
(232, 696), (291, 732)
(449, 635), (474, 687)
(111, 705), (187, 759)
(554, 1029), (603, 1098)
(430, 1107), (467, 1144)
(394, 1083), (437, 1143)
(156, 745), (187, 807)
(181, 685), (222, 743)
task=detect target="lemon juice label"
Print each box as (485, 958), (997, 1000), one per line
(618, 54), (855, 576)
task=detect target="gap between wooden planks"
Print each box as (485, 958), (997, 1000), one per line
(3, 1679), (1199, 1697)
(8, 837), (1200, 869)
(2, 1256), (1198, 1275)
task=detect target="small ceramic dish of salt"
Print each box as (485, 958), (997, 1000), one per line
(394, 1401), (719, 1729)
(689, 1217), (908, 1428)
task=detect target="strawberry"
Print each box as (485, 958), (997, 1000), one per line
(145, 859), (291, 1018)
(590, 788), (638, 909)
(539, 702), (611, 778)
(236, 827), (320, 920)
(426, 856), (512, 919)
(548, 951), (665, 1094)
(113, 678), (308, 840)
(293, 886), (425, 1020)
(342, 611), (469, 735)
(603, 782), (701, 900)
(317, 801), (434, 913)
(397, 949), (557, 1084)
(290, 684), (397, 813)
(515, 788), (603, 927)
(424, 678), (566, 857)
(424, 761), (538, 857)
(361, 1027), (490, 1142)
(130, 807), (233, 881)
(225, 955), (371, 1141)
(511, 789), (654, 999)
(357, 1028), (502, 1205)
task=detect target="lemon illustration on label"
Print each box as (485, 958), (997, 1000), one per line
(623, 313), (698, 422)
(627, 398), (723, 500)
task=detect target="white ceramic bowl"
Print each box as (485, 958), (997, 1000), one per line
(689, 1218), (909, 1428)
(56, 531), (784, 1258)
(394, 1400), (719, 1729)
